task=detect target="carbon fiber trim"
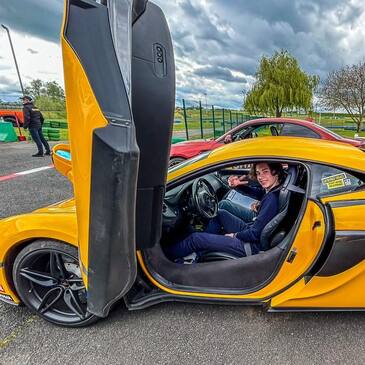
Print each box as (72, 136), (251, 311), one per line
(316, 231), (365, 276)
(329, 199), (365, 208)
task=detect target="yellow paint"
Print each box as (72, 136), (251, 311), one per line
(320, 190), (365, 231)
(271, 260), (365, 308)
(61, 11), (109, 285)
(168, 137), (365, 183)
(52, 143), (73, 182)
(0, 201), (78, 303)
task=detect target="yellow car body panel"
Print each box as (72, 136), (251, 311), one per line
(0, 200), (78, 303)
(168, 136), (365, 182)
(61, 34), (109, 285)
(271, 260), (365, 308)
(322, 190), (365, 231)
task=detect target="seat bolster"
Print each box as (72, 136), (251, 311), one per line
(197, 251), (241, 262)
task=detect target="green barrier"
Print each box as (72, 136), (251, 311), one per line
(0, 122), (18, 142)
(50, 121), (61, 128)
(172, 136), (186, 144)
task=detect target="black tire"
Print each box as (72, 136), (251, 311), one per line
(13, 240), (99, 327)
(169, 157), (185, 168)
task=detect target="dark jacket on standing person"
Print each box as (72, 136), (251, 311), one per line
(23, 102), (44, 129)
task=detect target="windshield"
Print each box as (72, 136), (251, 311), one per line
(168, 151), (211, 173)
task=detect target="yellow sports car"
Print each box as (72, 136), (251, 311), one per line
(1, 0), (365, 327)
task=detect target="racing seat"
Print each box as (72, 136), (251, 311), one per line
(197, 165), (304, 262)
(270, 125), (279, 136)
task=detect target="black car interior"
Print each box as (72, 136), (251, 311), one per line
(142, 161), (308, 291)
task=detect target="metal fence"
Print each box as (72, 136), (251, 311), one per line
(173, 99), (261, 141)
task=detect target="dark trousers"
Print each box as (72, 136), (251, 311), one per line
(166, 209), (253, 260)
(29, 127), (50, 154)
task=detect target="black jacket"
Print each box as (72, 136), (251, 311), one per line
(23, 102), (44, 129)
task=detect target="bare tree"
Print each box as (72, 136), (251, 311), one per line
(320, 62), (365, 132)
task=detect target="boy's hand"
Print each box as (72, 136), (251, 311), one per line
(250, 201), (259, 212)
(228, 175), (248, 188)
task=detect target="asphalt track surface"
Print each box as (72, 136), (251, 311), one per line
(1, 141), (365, 365)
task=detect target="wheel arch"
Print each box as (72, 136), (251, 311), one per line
(3, 236), (78, 303)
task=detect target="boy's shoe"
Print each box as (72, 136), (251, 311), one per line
(45, 151), (52, 156)
(182, 252), (198, 264)
(32, 153), (44, 157)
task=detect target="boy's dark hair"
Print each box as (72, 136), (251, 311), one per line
(250, 162), (285, 183)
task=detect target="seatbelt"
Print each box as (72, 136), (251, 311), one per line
(243, 242), (252, 256)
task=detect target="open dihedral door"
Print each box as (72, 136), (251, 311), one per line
(61, 0), (174, 317)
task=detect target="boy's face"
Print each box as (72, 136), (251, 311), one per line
(256, 163), (279, 190)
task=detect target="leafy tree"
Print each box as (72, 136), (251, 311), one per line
(24, 79), (44, 99)
(320, 62), (365, 132)
(22, 79), (66, 116)
(23, 79), (65, 101)
(245, 50), (319, 117)
(45, 81), (65, 100)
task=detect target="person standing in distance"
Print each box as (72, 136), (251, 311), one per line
(22, 95), (51, 157)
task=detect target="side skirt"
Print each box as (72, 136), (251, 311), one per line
(268, 307), (365, 313)
(124, 276), (264, 311)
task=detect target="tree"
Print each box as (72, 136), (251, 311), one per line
(45, 81), (65, 100)
(23, 79), (65, 101)
(24, 79), (44, 99)
(320, 62), (365, 132)
(22, 79), (66, 117)
(245, 50), (319, 117)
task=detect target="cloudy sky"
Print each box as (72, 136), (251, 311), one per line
(1, 0), (365, 108)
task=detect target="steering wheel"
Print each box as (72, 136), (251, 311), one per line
(192, 178), (218, 219)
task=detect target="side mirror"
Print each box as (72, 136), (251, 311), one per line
(53, 143), (73, 182)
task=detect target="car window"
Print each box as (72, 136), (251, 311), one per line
(281, 123), (320, 139)
(246, 123), (283, 138)
(311, 164), (365, 197)
(231, 127), (249, 141)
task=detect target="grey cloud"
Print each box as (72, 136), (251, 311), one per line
(0, 76), (22, 100)
(0, 75), (16, 85)
(195, 66), (246, 83)
(1, 0), (365, 108)
(0, 0), (63, 43)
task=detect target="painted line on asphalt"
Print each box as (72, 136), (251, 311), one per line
(0, 165), (54, 182)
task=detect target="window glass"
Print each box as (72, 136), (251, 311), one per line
(311, 164), (365, 197)
(232, 127), (249, 141)
(246, 123), (282, 138)
(281, 123), (320, 139)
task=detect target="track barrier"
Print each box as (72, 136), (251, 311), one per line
(0, 122), (18, 142)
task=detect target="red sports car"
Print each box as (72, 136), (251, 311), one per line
(169, 118), (365, 167)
